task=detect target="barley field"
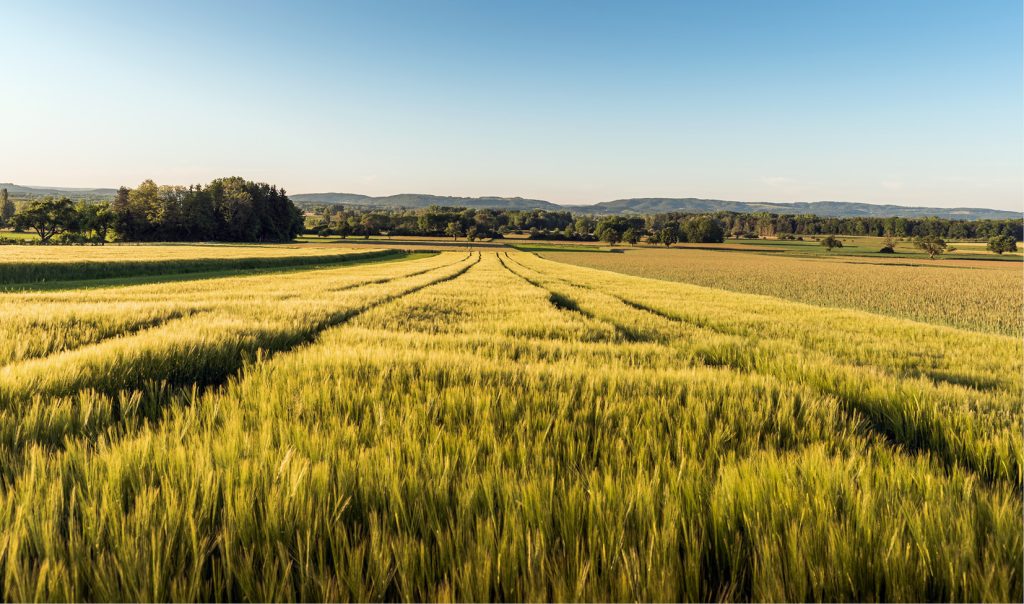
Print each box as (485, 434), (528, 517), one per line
(541, 247), (1024, 337)
(0, 250), (1020, 601)
(0, 244), (401, 287)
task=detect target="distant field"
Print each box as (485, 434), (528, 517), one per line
(0, 248), (1019, 601)
(541, 246), (1023, 336)
(0, 244), (401, 287)
(674, 235), (1023, 259)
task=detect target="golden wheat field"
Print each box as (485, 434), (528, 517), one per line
(0, 242), (382, 263)
(0, 249), (1020, 601)
(0, 244), (400, 287)
(540, 247), (1024, 336)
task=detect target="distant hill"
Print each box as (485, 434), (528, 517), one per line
(287, 192), (373, 204)
(574, 198), (1021, 220)
(290, 192), (561, 211)
(0, 183), (117, 201)
(293, 191), (1019, 220)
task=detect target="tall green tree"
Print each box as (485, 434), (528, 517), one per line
(77, 201), (115, 244)
(821, 235), (843, 252)
(0, 188), (14, 227)
(987, 235), (1017, 255)
(13, 196), (78, 242)
(445, 221), (462, 240)
(914, 235), (947, 259)
(658, 223), (680, 246)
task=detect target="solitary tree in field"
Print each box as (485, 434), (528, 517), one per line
(13, 196), (78, 242)
(820, 235), (843, 252)
(987, 235), (1018, 255)
(879, 235), (897, 253)
(465, 226), (478, 242)
(622, 228), (639, 245)
(914, 235), (947, 259)
(0, 188), (13, 227)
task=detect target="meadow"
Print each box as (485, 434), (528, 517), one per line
(0, 248), (1019, 601)
(541, 246), (1024, 337)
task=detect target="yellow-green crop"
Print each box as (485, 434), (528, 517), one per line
(0, 250), (1018, 601)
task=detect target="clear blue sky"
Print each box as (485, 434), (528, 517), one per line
(3, 0), (1021, 209)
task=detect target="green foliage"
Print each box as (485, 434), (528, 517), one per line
(444, 221), (462, 240)
(595, 216), (645, 245)
(11, 196), (78, 242)
(297, 204), (1022, 246)
(655, 222), (680, 246)
(681, 215), (725, 243)
(0, 188), (14, 227)
(914, 235), (948, 259)
(988, 235), (1018, 254)
(820, 235), (843, 251)
(111, 177), (303, 243)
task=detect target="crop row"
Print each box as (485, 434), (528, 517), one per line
(0, 252), (1017, 601)
(0, 246), (400, 287)
(540, 247), (1024, 336)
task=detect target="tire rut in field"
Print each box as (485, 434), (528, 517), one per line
(0, 249), (406, 291)
(527, 255), (1013, 396)
(0, 255), (482, 476)
(519, 253), (1020, 487)
(0, 308), (199, 370)
(3, 255), (454, 371)
(498, 253), (650, 342)
(324, 252), (471, 292)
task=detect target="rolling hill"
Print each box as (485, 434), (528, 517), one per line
(293, 192), (1019, 219)
(4, 184), (1018, 219)
(571, 198), (1021, 219)
(290, 192), (561, 211)
(0, 183), (118, 201)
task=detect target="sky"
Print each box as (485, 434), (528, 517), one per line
(2, 0), (1021, 210)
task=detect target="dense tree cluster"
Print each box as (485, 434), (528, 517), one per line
(113, 177), (303, 242)
(1, 178), (302, 244)
(10, 197), (114, 243)
(309, 207), (731, 244)
(310, 206), (1021, 245)
(311, 206), (577, 240)
(713, 212), (1021, 240)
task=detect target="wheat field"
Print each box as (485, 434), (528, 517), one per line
(0, 250), (1019, 601)
(540, 247), (1024, 337)
(0, 244), (398, 287)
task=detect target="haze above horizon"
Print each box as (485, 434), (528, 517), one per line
(4, 0), (1021, 211)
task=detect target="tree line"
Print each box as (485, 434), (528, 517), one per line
(307, 205), (1021, 244)
(309, 207), (731, 244)
(715, 211), (1021, 240)
(0, 178), (303, 243)
(2, 186), (1019, 245)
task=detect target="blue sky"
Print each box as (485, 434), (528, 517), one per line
(3, 0), (1021, 209)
